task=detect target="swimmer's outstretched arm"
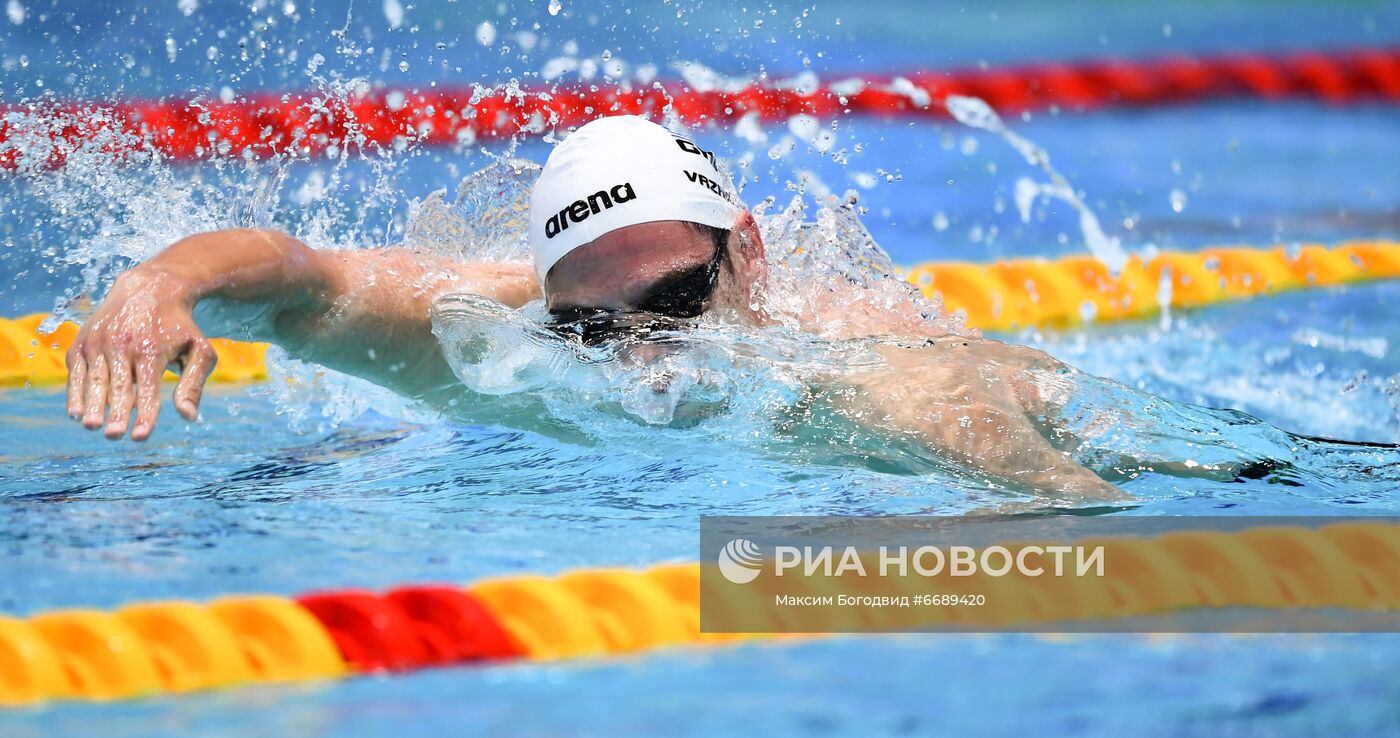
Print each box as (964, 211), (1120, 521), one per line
(66, 228), (540, 440)
(911, 398), (1131, 502)
(840, 344), (1131, 502)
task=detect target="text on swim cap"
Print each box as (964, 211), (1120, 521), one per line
(685, 170), (735, 203)
(544, 182), (637, 239)
(675, 138), (720, 172)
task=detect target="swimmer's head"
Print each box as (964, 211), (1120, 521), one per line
(528, 115), (767, 324)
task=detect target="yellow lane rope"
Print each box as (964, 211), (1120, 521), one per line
(2, 240), (1397, 386)
(2, 521), (1395, 705)
(906, 240), (1400, 331)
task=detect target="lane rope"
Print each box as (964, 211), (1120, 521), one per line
(1, 47), (1397, 170)
(906, 239), (1400, 331)
(2, 521), (1395, 705)
(1, 240), (1397, 387)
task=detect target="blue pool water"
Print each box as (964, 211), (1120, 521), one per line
(5, 635), (1398, 737)
(3, 1), (1400, 736)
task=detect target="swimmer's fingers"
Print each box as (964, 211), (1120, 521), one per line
(173, 338), (217, 422)
(103, 351), (137, 440)
(130, 355), (165, 442)
(65, 347), (87, 420)
(80, 353), (109, 431)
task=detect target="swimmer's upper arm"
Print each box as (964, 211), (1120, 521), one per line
(311, 247), (539, 318)
(266, 246), (535, 338)
(268, 246), (541, 400)
(837, 354), (1127, 501)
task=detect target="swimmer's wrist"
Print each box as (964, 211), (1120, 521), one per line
(115, 264), (204, 310)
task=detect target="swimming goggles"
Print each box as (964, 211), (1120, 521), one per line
(546, 238), (726, 346)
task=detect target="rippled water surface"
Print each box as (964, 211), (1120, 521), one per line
(4, 274), (1399, 735)
(3, 0), (1400, 736)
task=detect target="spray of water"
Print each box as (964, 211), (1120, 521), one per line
(944, 94), (1130, 274)
(6, 82), (963, 435)
(4, 43), (1396, 496)
(412, 148), (966, 432)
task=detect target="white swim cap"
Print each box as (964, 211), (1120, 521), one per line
(528, 115), (743, 283)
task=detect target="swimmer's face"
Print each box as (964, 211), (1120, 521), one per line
(544, 211), (767, 322)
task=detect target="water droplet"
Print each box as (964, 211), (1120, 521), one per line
(177, 0), (199, 17)
(165, 37), (177, 62)
(1169, 188), (1188, 213)
(6, 0), (24, 25)
(382, 0), (404, 29)
(398, 60), (409, 72)
(548, 0), (562, 16)
(475, 21), (496, 46)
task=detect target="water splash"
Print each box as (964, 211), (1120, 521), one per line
(945, 94), (1129, 274)
(402, 151), (966, 426)
(404, 157), (538, 263)
(755, 192), (970, 340)
(260, 346), (435, 434)
(2, 83), (431, 417)
(0, 106), (289, 328)
(431, 291), (879, 437)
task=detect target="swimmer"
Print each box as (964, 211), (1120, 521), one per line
(65, 116), (1185, 500)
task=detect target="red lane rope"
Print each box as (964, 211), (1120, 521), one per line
(2, 47), (1397, 171)
(296, 586), (522, 673)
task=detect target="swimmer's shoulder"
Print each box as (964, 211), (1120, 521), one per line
(864, 333), (1069, 373)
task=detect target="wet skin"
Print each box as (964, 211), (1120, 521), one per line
(66, 220), (1131, 501)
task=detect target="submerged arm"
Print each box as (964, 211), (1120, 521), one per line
(839, 342), (1130, 502)
(66, 228), (539, 440)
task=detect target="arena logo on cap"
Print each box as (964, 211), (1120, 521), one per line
(544, 182), (638, 239)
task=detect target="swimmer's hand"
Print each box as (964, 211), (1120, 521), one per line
(66, 270), (217, 441)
